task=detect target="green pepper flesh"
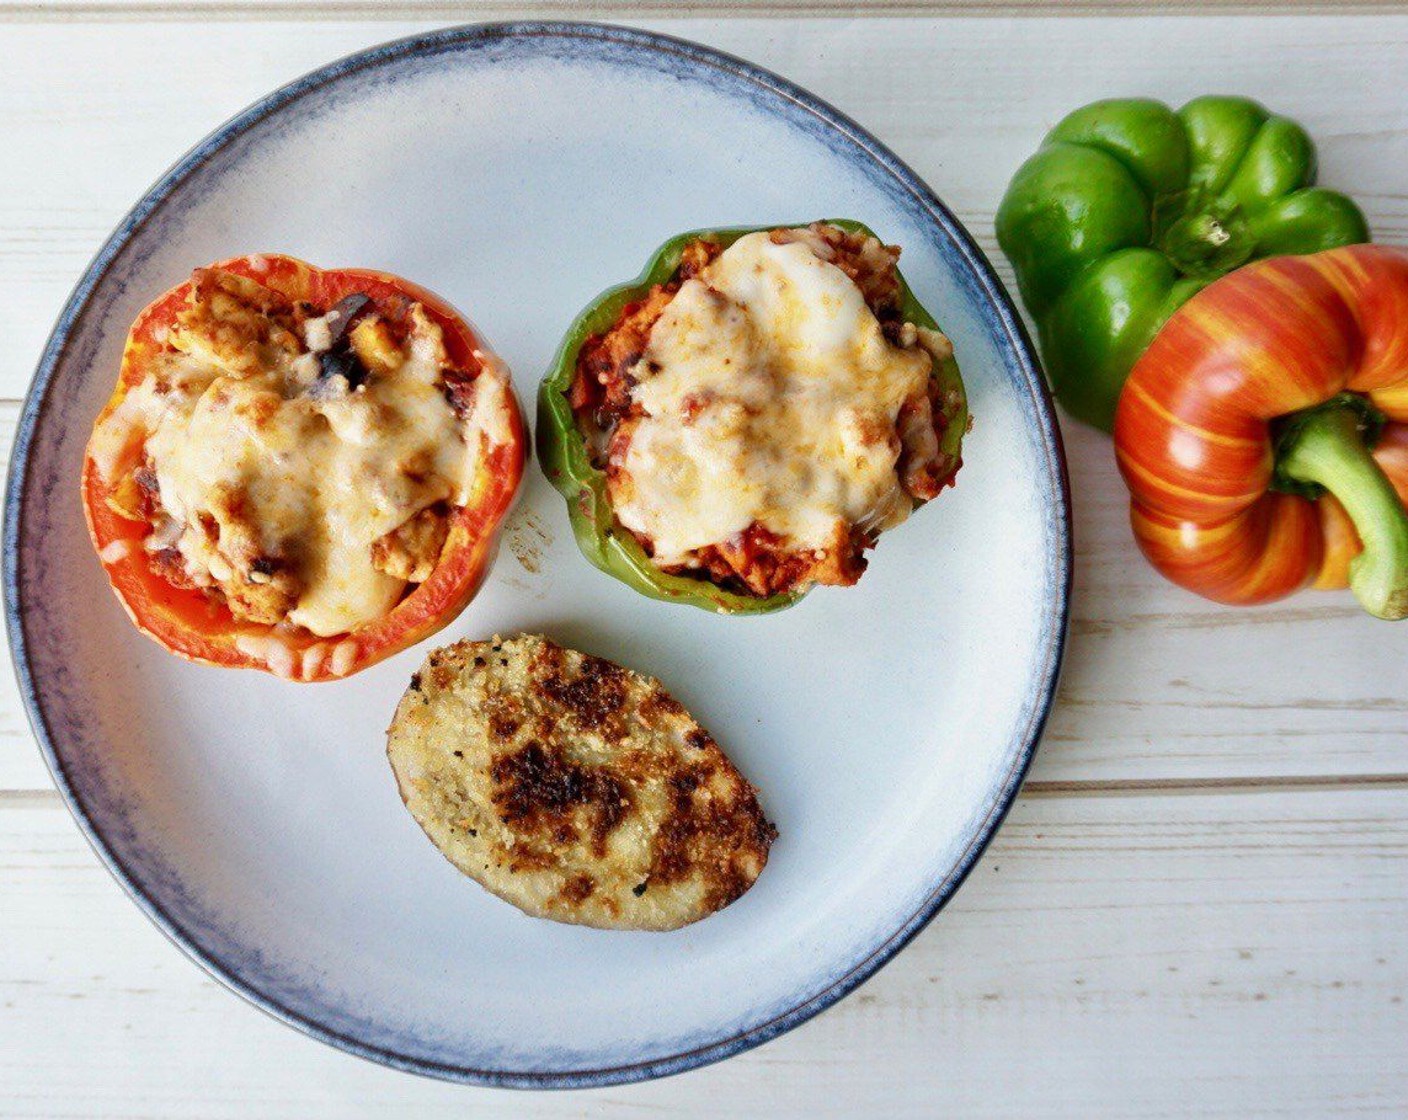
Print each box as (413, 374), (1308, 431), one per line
(996, 96), (1370, 432)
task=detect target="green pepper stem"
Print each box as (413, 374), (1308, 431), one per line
(1183, 212), (1232, 248)
(1278, 400), (1408, 620)
(1153, 196), (1254, 279)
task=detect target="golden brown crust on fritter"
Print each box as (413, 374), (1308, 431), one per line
(386, 634), (776, 931)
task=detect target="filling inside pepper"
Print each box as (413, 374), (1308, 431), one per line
(88, 269), (512, 637)
(569, 223), (961, 598)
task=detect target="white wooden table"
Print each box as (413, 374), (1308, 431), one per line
(4, 6), (1407, 1116)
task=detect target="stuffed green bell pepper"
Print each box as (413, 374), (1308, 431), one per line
(537, 220), (968, 614)
(996, 96), (1369, 431)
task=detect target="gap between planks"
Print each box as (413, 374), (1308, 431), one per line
(1, 1), (1405, 22)
(5, 773), (1408, 810)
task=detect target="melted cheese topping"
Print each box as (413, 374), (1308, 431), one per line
(614, 231), (938, 566)
(93, 305), (503, 637)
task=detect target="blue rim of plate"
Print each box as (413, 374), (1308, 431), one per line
(3, 21), (1070, 1090)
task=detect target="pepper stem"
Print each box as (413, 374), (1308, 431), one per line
(1277, 396), (1408, 620)
(1152, 193), (1254, 279)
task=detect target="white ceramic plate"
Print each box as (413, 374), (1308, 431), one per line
(5, 23), (1069, 1087)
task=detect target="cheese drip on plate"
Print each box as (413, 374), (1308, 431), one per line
(613, 231), (941, 567)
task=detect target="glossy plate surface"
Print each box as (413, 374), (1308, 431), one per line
(5, 23), (1069, 1087)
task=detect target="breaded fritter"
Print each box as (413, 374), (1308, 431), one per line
(386, 634), (776, 931)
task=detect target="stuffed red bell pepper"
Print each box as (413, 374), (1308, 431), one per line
(83, 254), (526, 679)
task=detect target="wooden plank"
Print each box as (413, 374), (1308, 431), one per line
(1, 383), (1401, 789)
(0, 399), (44, 792)
(1041, 420), (1408, 786)
(2, 14), (1406, 405)
(3, 1), (1406, 19)
(1, 787), (1403, 1117)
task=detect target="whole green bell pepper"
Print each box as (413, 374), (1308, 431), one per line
(538, 220), (968, 614)
(996, 96), (1370, 432)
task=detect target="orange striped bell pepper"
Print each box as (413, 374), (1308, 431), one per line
(1114, 244), (1408, 620)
